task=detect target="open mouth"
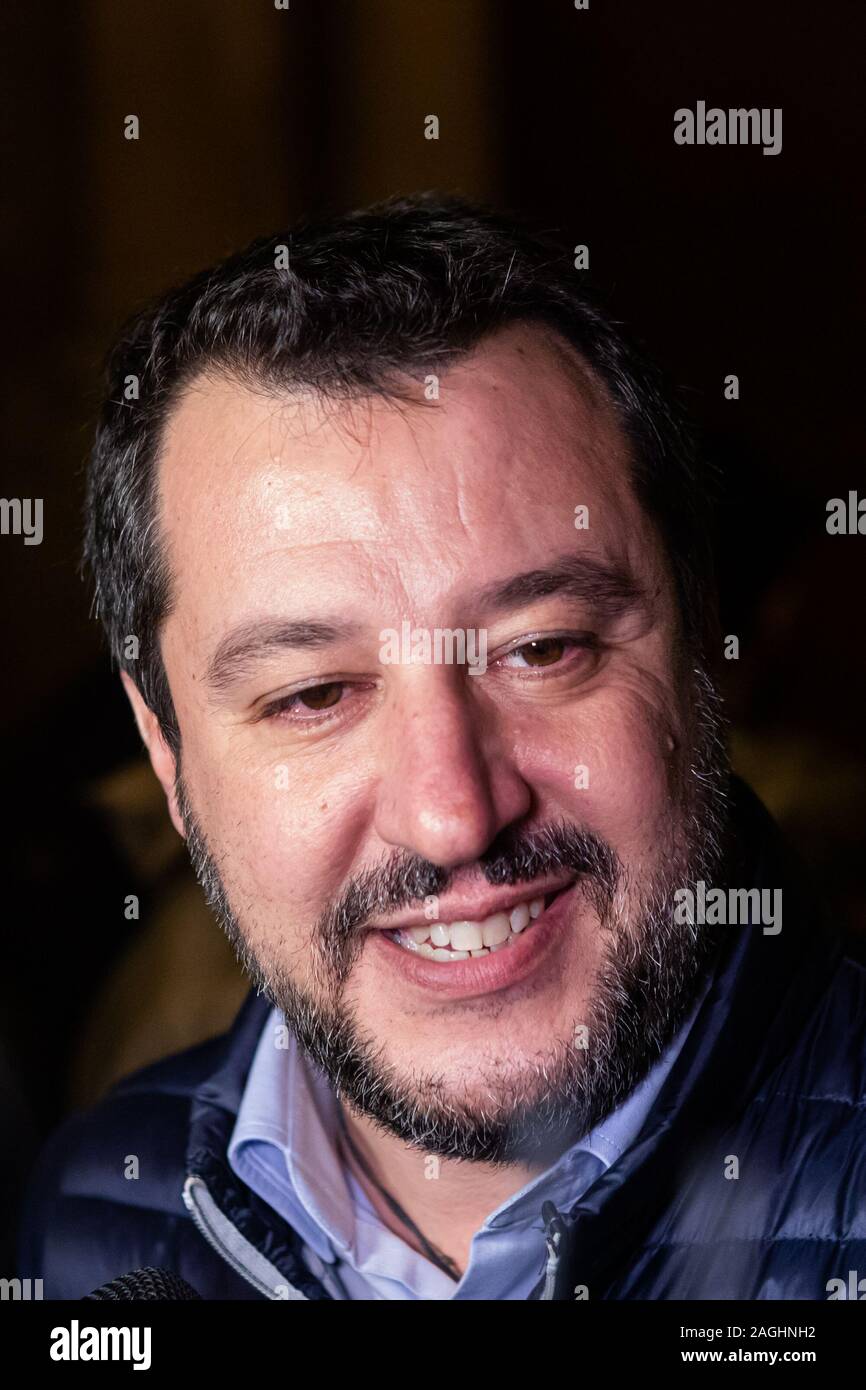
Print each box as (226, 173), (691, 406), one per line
(385, 886), (572, 962)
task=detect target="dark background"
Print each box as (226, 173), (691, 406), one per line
(1, 0), (863, 1263)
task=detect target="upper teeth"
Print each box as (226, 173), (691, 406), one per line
(392, 895), (546, 960)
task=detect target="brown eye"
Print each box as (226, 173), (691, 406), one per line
(517, 638), (566, 667)
(298, 682), (343, 710)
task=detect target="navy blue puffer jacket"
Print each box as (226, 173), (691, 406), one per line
(16, 781), (866, 1299)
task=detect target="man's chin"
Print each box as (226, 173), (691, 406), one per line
(288, 1000), (600, 1163)
(358, 1056), (595, 1166)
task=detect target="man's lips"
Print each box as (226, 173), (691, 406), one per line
(365, 879), (581, 999)
(365, 873), (579, 933)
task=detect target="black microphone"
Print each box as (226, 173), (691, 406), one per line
(83, 1266), (203, 1300)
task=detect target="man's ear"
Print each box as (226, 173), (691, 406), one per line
(120, 670), (185, 839)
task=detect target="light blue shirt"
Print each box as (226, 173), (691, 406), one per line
(228, 978), (710, 1300)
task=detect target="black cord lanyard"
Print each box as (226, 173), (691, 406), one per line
(334, 1102), (461, 1283)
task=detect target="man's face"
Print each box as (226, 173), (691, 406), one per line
(144, 322), (728, 1162)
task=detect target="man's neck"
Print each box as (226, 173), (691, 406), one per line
(335, 1103), (555, 1278)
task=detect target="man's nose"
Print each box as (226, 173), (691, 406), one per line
(372, 673), (532, 869)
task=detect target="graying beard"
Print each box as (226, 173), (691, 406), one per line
(175, 660), (731, 1164)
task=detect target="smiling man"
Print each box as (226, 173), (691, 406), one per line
(19, 194), (866, 1300)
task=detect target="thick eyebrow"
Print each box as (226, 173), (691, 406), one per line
(205, 618), (362, 695)
(473, 553), (647, 622)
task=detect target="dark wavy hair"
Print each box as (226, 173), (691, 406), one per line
(82, 190), (716, 756)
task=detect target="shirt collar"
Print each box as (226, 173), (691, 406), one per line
(228, 1013), (353, 1264)
(228, 967), (711, 1265)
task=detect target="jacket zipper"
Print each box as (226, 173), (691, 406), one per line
(182, 1173), (307, 1300)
